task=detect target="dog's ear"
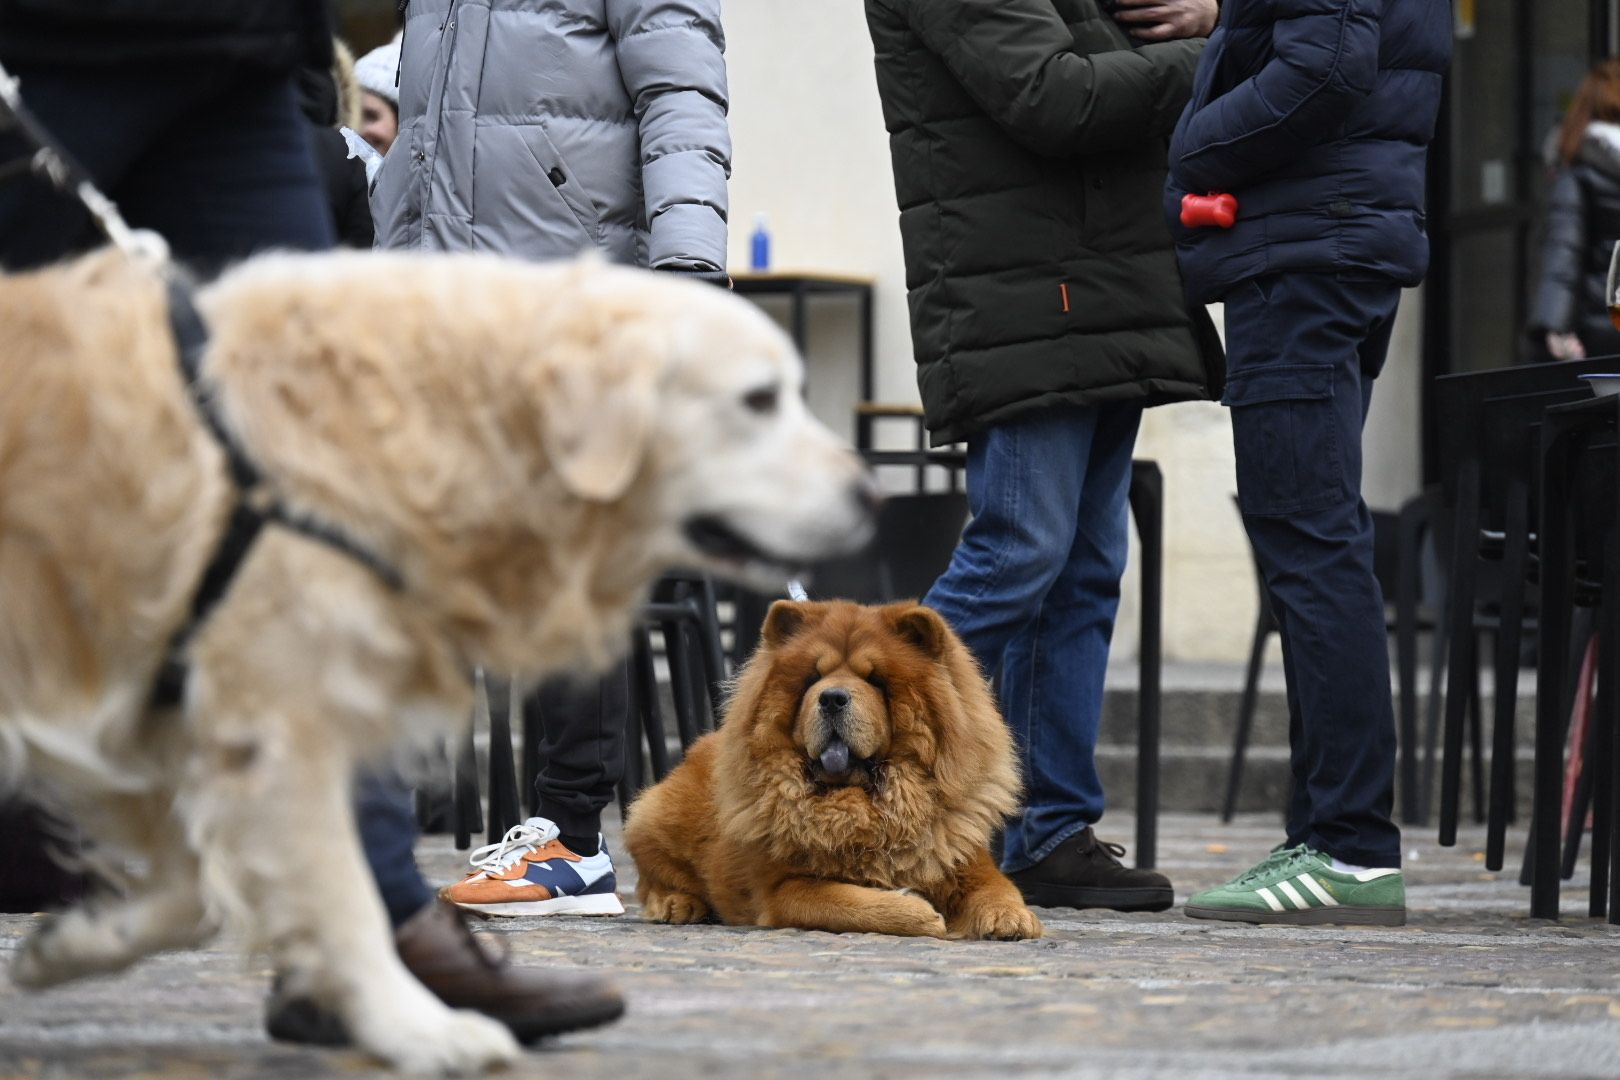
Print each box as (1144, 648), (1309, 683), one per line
(537, 348), (659, 503)
(889, 604), (951, 660)
(762, 600), (823, 648)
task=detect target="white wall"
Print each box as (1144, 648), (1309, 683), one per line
(723, 0), (917, 441)
(722, 0), (1427, 663)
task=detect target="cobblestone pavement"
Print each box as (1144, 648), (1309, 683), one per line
(3, 813), (1618, 1079)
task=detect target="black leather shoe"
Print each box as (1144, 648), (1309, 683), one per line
(266, 900), (624, 1047)
(1007, 828), (1174, 912)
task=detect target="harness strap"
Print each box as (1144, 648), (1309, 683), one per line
(148, 278), (405, 710)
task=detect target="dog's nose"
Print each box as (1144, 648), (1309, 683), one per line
(819, 686), (851, 712)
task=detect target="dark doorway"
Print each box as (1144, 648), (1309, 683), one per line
(1422, 0), (1614, 482)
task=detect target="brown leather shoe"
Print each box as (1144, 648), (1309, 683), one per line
(266, 900), (624, 1046)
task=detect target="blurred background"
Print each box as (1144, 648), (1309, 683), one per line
(333, 0), (1616, 667)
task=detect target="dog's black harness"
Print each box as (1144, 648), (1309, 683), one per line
(147, 280), (407, 710)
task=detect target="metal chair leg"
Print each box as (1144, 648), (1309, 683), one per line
(632, 631), (670, 783)
(1419, 578), (1452, 828)
(1531, 424), (1581, 919)
(1439, 459), (1482, 846)
(1129, 461), (1162, 869)
(451, 680), (485, 851)
(1395, 494), (1425, 825)
(662, 612), (704, 751)
(1486, 482), (1530, 867)
(1222, 610), (1271, 823)
(484, 676), (522, 844)
(693, 576), (730, 727)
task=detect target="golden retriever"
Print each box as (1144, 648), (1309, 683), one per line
(0, 248), (875, 1073)
(625, 600), (1042, 941)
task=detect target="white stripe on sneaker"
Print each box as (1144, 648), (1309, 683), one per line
(1276, 880), (1307, 909)
(1255, 886), (1285, 912)
(1298, 873), (1339, 907)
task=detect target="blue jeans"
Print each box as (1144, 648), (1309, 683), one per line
(1223, 272), (1403, 869)
(355, 773), (435, 927)
(924, 403), (1142, 872)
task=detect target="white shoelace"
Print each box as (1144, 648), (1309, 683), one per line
(466, 820), (559, 874)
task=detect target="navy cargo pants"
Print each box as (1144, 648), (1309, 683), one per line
(1222, 272), (1403, 869)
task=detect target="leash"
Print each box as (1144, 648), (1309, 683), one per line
(0, 62), (165, 262)
(1, 61), (405, 710)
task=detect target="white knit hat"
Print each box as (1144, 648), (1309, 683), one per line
(354, 38), (401, 107)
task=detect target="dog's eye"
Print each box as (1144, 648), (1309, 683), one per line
(743, 386), (779, 415)
(802, 669), (822, 696)
(865, 671), (888, 696)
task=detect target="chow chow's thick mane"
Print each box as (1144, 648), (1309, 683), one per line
(713, 601), (1020, 889)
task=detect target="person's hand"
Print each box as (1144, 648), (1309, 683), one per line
(1111, 0), (1219, 42)
(1547, 331), (1586, 361)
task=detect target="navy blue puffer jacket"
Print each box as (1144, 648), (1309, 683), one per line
(1165, 0), (1451, 303)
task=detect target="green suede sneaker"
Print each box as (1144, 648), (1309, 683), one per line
(1213, 843), (1303, 890)
(1184, 846), (1405, 926)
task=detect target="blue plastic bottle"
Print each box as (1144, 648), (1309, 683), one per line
(749, 212), (771, 272)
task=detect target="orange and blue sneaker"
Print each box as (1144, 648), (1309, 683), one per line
(441, 818), (624, 917)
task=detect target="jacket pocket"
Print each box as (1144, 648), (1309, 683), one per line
(1223, 364), (1348, 517)
(515, 123), (606, 248)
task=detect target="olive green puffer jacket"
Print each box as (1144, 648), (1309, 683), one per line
(866, 0), (1224, 444)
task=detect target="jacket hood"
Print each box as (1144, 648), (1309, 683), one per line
(1582, 122), (1620, 178)
(1549, 121), (1620, 177)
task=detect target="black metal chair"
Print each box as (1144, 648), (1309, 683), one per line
(1529, 393), (1618, 922)
(456, 573), (732, 846)
(617, 574), (730, 810)
(1428, 362), (1612, 866)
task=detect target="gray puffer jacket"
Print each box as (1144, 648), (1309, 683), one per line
(373, 0), (731, 270)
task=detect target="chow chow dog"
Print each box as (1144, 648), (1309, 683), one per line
(626, 600), (1042, 941)
(0, 248), (876, 1073)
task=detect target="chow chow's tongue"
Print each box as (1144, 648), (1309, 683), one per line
(819, 737), (851, 776)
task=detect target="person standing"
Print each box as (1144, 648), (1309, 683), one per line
(352, 38), (400, 155)
(1167, 0), (1450, 925)
(372, 0), (730, 915)
(0, 0), (622, 1042)
(1532, 60), (1620, 362)
(865, 0), (1223, 912)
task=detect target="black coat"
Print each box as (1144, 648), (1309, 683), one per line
(1532, 123), (1620, 357)
(865, 0), (1223, 446)
(298, 65), (376, 250)
(1165, 0), (1450, 303)
(0, 0), (331, 68)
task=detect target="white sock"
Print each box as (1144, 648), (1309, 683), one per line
(1329, 857), (1371, 874)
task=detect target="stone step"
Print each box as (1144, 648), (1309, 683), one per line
(1094, 743), (1540, 817)
(1096, 684), (1540, 749)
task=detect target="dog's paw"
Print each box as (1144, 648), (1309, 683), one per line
(953, 900), (1044, 941)
(370, 1007), (520, 1076)
(10, 913), (123, 989)
(642, 889), (710, 925)
(9, 922), (65, 989)
(890, 892), (949, 938)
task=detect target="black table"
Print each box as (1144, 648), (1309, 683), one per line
(732, 272), (876, 406)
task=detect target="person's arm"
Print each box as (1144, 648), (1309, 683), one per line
(1172, 0), (1382, 193)
(608, 0), (732, 272)
(1530, 169), (1587, 342)
(899, 0), (1203, 158)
